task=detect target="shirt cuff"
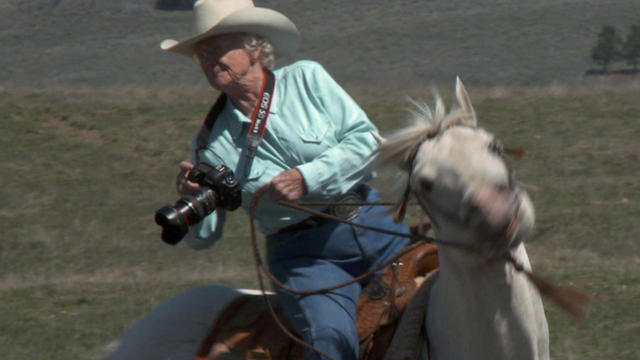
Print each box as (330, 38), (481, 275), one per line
(296, 162), (331, 196)
(183, 210), (226, 250)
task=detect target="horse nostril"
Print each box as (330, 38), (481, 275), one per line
(421, 179), (434, 192)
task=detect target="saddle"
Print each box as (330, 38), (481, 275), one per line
(195, 240), (439, 360)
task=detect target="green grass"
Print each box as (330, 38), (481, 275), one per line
(1, 83), (639, 359)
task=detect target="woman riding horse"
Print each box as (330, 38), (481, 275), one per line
(161, 0), (410, 358)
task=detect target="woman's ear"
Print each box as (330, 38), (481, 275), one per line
(249, 47), (261, 66)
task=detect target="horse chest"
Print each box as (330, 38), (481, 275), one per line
(426, 260), (548, 360)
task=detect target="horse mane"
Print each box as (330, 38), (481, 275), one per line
(375, 87), (476, 172)
(374, 81), (477, 222)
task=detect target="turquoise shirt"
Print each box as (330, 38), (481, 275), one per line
(184, 60), (379, 249)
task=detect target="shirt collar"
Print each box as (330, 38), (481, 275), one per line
(227, 80), (279, 123)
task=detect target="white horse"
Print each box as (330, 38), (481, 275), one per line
(377, 78), (549, 360)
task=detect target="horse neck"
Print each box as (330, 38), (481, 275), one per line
(431, 220), (533, 285)
(427, 243), (549, 360)
(434, 242), (533, 305)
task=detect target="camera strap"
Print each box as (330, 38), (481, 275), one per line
(244, 69), (275, 181)
(194, 69), (276, 182)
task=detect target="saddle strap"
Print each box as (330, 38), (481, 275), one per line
(382, 269), (440, 360)
(357, 242), (438, 360)
(356, 241), (438, 341)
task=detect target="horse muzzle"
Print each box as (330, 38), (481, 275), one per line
(416, 181), (528, 258)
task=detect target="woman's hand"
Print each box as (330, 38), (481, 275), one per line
(176, 161), (201, 195)
(269, 168), (307, 202)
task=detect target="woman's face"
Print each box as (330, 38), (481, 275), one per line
(195, 33), (259, 90)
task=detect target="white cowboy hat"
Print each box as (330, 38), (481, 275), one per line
(160, 0), (300, 58)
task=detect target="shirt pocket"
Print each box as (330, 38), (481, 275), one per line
(294, 122), (336, 161)
(300, 121), (330, 144)
(244, 162), (266, 182)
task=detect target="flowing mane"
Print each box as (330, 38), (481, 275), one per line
(376, 79), (477, 171)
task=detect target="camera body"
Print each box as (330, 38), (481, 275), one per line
(187, 163), (241, 211)
(154, 163), (241, 245)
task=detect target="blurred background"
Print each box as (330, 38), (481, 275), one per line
(0, 1), (638, 359)
(2, 0), (640, 88)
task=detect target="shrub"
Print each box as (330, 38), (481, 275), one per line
(156, 0), (194, 11)
(621, 25), (640, 71)
(591, 25), (622, 73)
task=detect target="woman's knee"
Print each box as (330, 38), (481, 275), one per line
(311, 324), (358, 360)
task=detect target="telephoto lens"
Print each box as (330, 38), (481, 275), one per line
(154, 188), (218, 245)
(154, 162), (241, 245)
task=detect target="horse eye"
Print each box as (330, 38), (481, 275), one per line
(420, 179), (434, 192)
(488, 139), (503, 155)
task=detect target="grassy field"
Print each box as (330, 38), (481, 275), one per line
(0, 79), (639, 359)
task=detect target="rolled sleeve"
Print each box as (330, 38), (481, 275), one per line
(183, 209), (227, 250)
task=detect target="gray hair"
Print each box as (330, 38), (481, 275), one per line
(243, 34), (275, 70)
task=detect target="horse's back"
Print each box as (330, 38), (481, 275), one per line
(104, 242), (440, 360)
(107, 285), (244, 360)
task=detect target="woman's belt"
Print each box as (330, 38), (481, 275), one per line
(276, 184), (370, 234)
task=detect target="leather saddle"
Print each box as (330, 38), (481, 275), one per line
(195, 240), (439, 360)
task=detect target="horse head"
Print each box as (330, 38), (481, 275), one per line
(377, 78), (535, 261)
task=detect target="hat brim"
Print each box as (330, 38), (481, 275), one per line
(160, 7), (299, 58)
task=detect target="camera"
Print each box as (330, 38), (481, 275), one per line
(154, 163), (241, 245)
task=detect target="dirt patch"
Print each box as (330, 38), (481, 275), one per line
(43, 112), (104, 145)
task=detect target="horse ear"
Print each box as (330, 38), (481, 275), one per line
(455, 76), (477, 127)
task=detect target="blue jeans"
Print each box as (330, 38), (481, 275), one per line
(266, 186), (410, 360)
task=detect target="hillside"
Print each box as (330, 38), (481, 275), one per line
(1, 0), (639, 89)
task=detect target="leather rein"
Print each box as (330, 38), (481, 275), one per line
(246, 184), (483, 360)
(240, 177), (590, 360)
